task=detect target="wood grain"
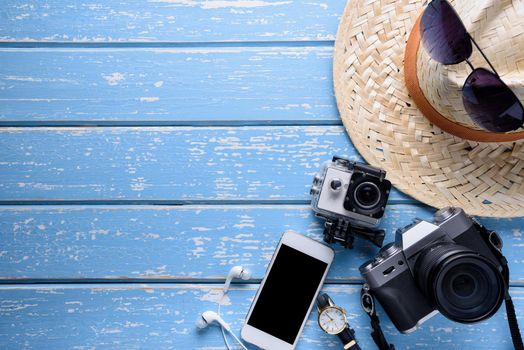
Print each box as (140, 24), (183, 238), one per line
(0, 126), (410, 202)
(0, 1), (343, 43)
(0, 284), (519, 349)
(2, 2), (523, 349)
(0, 47), (337, 124)
(1, 204), (523, 284)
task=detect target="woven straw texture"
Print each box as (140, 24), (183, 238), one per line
(417, 0), (524, 133)
(333, 0), (524, 217)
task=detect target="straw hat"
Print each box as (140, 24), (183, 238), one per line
(333, 0), (524, 217)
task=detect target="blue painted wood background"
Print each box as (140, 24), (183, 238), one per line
(0, 1), (522, 349)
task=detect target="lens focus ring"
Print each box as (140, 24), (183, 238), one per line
(415, 243), (504, 324)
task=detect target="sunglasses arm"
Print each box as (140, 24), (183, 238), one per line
(469, 34), (500, 77)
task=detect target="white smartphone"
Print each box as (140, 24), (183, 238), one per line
(241, 230), (335, 350)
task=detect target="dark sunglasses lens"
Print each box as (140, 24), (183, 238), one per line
(463, 68), (524, 132)
(421, 0), (472, 64)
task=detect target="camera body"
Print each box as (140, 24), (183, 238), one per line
(360, 207), (507, 333)
(310, 156), (391, 248)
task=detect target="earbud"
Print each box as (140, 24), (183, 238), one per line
(196, 311), (231, 332)
(196, 267), (251, 350)
(223, 266), (251, 294)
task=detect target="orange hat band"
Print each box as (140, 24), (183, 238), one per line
(404, 13), (524, 143)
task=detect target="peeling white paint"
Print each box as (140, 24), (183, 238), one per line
(103, 72), (125, 86)
(139, 97), (160, 102)
(202, 0), (292, 9)
(197, 289), (231, 305)
(149, 0), (291, 9)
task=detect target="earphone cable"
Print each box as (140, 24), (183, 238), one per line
(230, 331), (249, 350)
(218, 302), (232, 350)
(218, 293), (248, 350)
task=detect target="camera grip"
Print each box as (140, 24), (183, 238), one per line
(372, 270), (434, 333)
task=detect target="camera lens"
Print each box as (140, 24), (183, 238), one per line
(354, 182), (381, 209)
(343, 172), (391, 218)
(451, 273), (476, 297)
(437, 257), (504, 322)
(416, 244), (504, 323)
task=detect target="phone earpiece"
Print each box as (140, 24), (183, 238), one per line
(223, 266), (251, 294)
(196, 311), (231, 332)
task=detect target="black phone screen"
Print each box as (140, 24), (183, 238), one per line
(247, 244), (328, 344)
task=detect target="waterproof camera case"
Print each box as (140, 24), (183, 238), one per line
(310, 156), (391, 248)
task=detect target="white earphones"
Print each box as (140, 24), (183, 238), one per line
(224, 265), (251, 294)
(197, 310), (247, 350)
(196, 266), (251, 350)
(196, 311), (231, 331)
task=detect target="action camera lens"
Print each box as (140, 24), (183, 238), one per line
(416, 244), (504, 324)
(354, 182), (381, 209)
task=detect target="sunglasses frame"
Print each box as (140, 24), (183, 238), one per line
(422, 0), (524, 132)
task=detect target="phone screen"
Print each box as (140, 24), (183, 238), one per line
(247, 244), (329, 344)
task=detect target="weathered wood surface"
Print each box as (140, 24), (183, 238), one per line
(0, 1), (344, 43)
(1, 204), (524, 284)
(0, 126), (412, 202)
(2, 1), (524, 349)
(0, 284), (519, 349)
(0, 47), (338, 124)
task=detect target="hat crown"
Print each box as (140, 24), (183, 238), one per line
(417, 0), (524, 135)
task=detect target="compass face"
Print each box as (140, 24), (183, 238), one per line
(318, 307), (347, 334)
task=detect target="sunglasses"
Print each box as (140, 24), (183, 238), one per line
(421, 0), (524, 133)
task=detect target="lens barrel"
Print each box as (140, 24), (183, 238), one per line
(415, 243), (504, 323)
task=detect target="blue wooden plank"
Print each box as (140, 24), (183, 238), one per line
(1, 204), (523, 284)
(0, 47), (338, 124)
(0, 1), (343, 43)
(0, 284), (520, 349)
(0, 126), (410, 202)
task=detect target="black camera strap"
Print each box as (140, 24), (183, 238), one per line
(360, 285), (395, 350)
(501, 257), (524, 349)
(506, 292), (524, 350)
(485, 224), (524, 350)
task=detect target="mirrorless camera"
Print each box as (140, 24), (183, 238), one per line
(310, 156), (392, 248)
(360, 207), (508, 333)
